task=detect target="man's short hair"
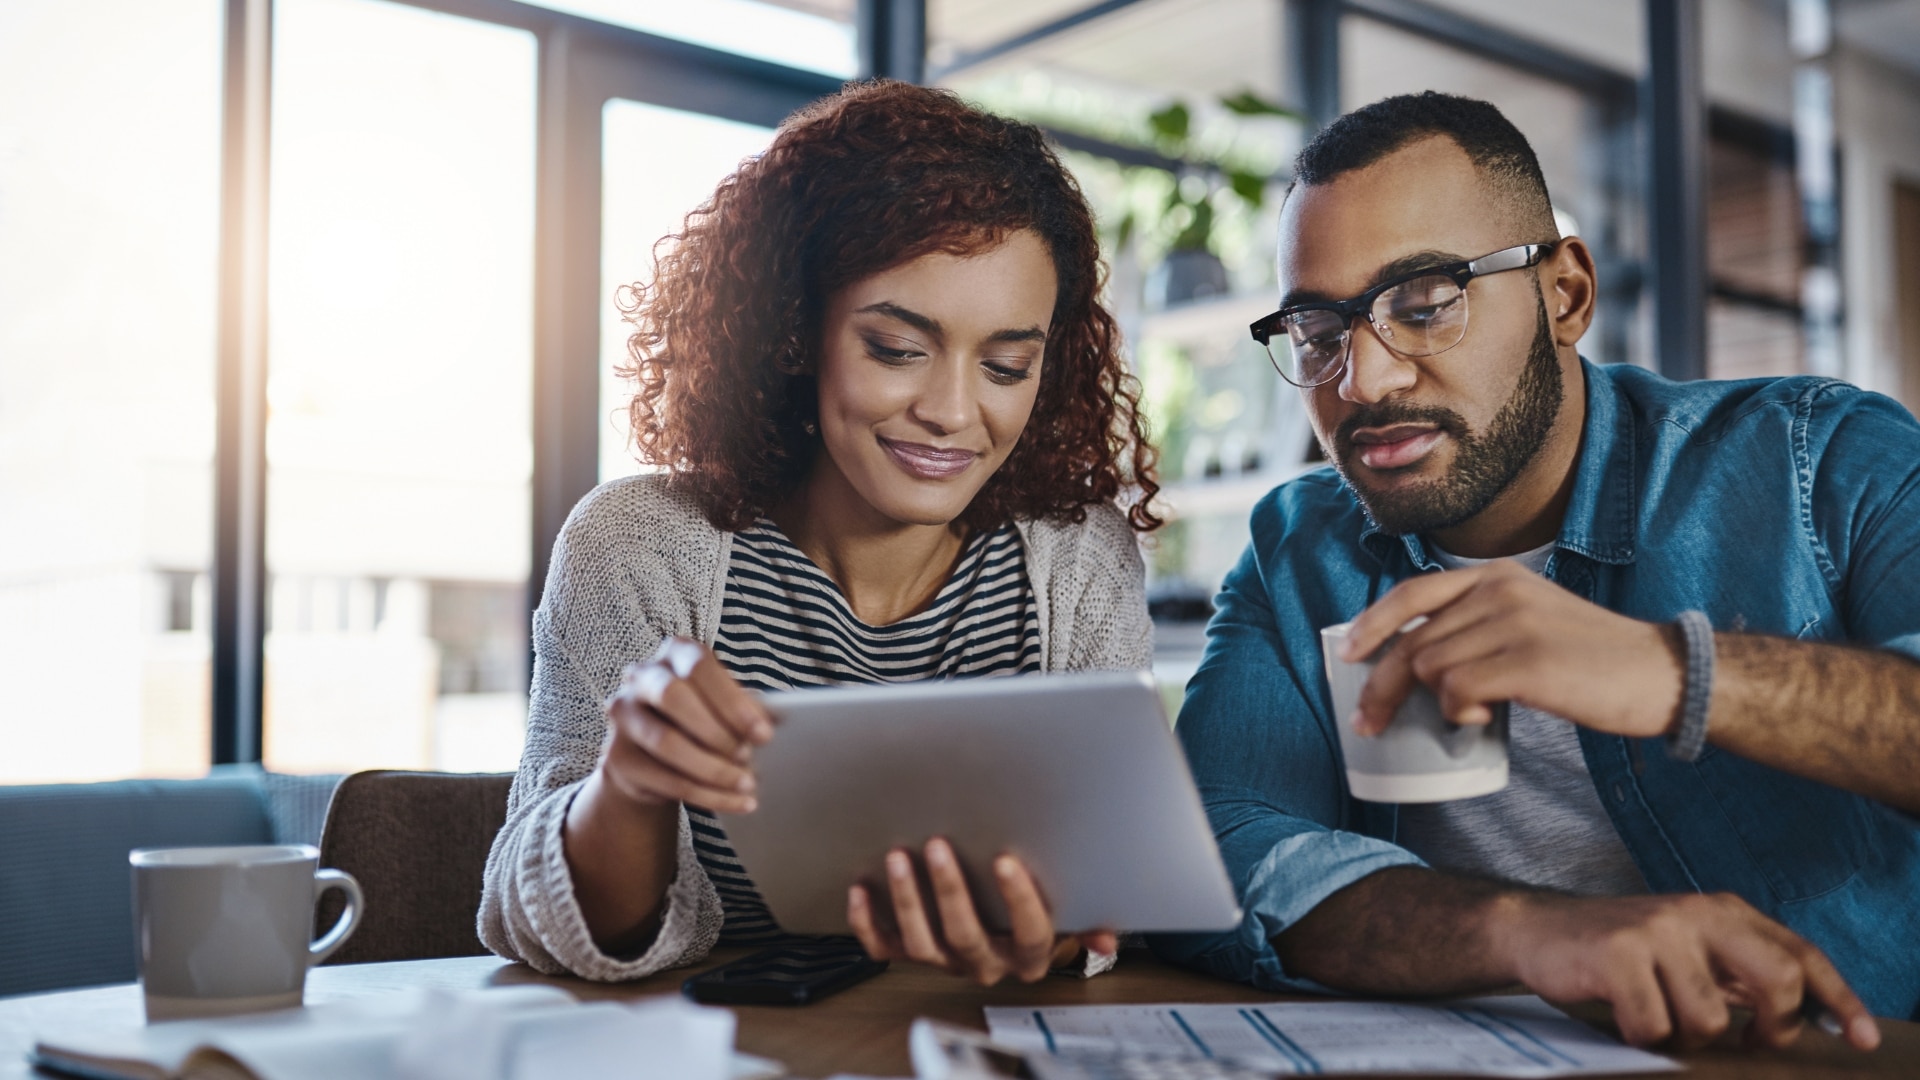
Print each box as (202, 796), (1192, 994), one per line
(1291, 91), (1557, 237)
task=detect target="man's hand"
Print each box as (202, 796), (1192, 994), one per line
(1342, 561), (1683, 738)
(1275, 868), (1881, 1055)
(1497, 890), (1880, 1052)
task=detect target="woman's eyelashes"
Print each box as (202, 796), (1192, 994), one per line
(862, 337), (923, 365)
(859, 335), (1034, 384)
(982, 360), (1033, 385)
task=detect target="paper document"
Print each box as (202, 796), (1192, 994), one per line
(984, 995), (1677, 1077)
(32, 986), (769, 1080)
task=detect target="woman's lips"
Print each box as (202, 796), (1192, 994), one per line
(878, 436), (981, 480)
(1351, 427), (1445, 471)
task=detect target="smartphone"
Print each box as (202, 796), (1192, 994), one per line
(681, 940), (887, 1006)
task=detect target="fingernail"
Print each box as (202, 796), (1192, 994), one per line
(740, 797), (757, 813)
(754, 722), (774, 742)
(927, 842), (951, 868)
(888, 851), (910, 878)
(995, 857), (1017, 879)
(848, 885), (864, 910)
(736, 773), (756, 793)
(1348, 709), (1370, 736)
(1853, 1017), (1880, 1048)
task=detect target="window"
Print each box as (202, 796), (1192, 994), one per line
(263, 0), (537, 774)
(534, 0), (856, 77)
(1706, 117), (1806, 380)
(599, 100), (775, 482)
(0, 0), (223, 783)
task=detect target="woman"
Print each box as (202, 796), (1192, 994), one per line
(478, 80), (1161, 986)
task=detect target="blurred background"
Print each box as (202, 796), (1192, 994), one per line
(4, 0), (1919, 783)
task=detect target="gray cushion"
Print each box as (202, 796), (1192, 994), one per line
(261, 771), (344, 847)
(0, 774), (274, 997)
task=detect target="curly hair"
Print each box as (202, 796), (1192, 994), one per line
(617, 79), (1161, 533)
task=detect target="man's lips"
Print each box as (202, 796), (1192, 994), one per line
(1348, 425), (1446, 471)
(877, 436), (981, 480)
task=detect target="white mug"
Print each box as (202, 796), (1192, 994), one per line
(130, 844), (363, 1021)
(1321, 621), (1509, 803)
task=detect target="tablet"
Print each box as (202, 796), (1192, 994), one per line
(717, 671), (1242, 937)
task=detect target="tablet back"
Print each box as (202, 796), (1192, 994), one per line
(717, 672), (1241, 937)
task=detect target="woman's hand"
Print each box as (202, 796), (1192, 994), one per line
(845, 837), (1119, 985)
(600, 637), (775, 814)
(566, 637), (770, 951)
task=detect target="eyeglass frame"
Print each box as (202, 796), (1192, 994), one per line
(1248, 240), (1560, 388)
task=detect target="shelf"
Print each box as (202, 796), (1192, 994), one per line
(1154, 462), (1317, 519)
(1135, 291), (1276, 347)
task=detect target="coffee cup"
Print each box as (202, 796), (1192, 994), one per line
(130, 844), (363, 1021)
(1320, 621), (1509, 803)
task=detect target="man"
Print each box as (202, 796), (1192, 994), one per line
(1151, 92), (1920, 1051)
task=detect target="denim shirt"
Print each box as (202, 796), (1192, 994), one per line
(1150, 360), (1920, 1020)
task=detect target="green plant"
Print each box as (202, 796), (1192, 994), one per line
(1115, 90), (1301, 255)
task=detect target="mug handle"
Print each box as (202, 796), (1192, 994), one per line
(309, 869), (364, 966)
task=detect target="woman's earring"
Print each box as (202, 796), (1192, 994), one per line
(802, 420), (818, 436)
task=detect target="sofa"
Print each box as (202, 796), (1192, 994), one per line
(0, 768), (341, 997)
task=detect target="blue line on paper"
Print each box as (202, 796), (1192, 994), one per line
(1169, 1010), (1214, 1058)
(1449, 1008), (1554, 1067)
(1033, 1011), (1057, 1054)
(1477, 1009), (1581, 1066)
(1239, 1008), (1322, 1074)
(1237, 1009), (1303, 1072)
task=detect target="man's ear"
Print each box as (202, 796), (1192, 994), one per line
(1544, 236), (1598, 348)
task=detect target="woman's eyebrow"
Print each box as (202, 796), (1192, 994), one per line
(986, 326), (1047, 344)
(856, 301), (941, 337)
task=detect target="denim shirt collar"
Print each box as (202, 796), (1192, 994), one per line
(1359, 358), (1638, 570)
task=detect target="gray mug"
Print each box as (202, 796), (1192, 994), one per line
(1321, 621), (1510, 803)
(130, 844), (363, 1021)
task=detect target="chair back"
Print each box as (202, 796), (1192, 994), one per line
(315, 770), (512, 964)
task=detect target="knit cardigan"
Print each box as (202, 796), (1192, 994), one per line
(478, 472), (1154, 981)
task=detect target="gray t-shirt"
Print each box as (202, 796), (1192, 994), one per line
(1393, 541), (1648, 897)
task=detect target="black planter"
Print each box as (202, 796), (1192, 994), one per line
(1146, 249), (1230, 309)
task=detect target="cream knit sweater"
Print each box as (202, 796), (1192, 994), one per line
(478, 473), (1153, 981)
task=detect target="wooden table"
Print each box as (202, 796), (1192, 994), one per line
(3, 949), (1913, 1078)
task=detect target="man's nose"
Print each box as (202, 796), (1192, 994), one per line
(1337, 319), (1418, 405)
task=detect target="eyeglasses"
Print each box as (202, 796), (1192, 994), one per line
(1249, 242), (1557, 388)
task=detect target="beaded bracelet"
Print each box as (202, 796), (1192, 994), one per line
(1666, 610), (1714, 762)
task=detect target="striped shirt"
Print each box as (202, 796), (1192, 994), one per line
(690, 519), (1042, 943)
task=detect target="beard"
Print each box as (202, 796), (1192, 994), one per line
(1326, 297), (1564, 537)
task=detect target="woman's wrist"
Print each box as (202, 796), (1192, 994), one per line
(564, 770), (681, 952)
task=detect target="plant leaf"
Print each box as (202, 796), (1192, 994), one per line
(1228, 169), (1267, 208)
(1171, 198), (1214, 252)
(1218, 90), (1302, 120)
(1148, 102), (1190, 142)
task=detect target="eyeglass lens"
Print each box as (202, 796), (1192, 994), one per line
(1277, 273), (1469, 386)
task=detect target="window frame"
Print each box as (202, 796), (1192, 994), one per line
(210, 0), (843, 766)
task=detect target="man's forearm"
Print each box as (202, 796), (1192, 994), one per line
(1710, 633), (1920, 814)
(1273, 867), (1529, 995)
